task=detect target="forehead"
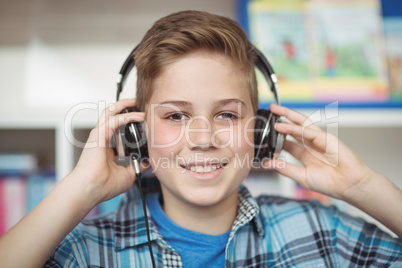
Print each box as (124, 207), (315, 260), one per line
(148, 52), (252, 107)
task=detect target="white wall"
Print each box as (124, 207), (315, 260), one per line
(1, 0), (401, 188)
(0, 0), (234, 116)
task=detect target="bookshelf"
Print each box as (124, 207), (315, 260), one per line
(1, 0), (401, 236)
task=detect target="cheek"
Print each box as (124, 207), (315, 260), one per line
(146, 120), (185, 157)
(241, 127), (255, 158)
(237, 118), (255, 146)
(247, 121), (255, 151)
(238, 119), (255, 159)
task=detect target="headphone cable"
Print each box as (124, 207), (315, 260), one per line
(132, 156), (156, 268)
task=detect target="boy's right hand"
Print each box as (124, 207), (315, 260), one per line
(0, 99), (147, 268)
(70, 99), (146, 206)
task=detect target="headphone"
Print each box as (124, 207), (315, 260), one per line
(113, 46), (285, 165)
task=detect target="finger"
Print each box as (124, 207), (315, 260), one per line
(99, 99), (137, 125)
(124, 164), (136, 180)
(96, 112), (145, 143)
(282, 140), (305, 160)
(110, 111), (145, 128)
(263, 159), (307, 187)
(277, 123), (340, 167)
(270, 104), (320, 131)
(275, 122), (327, 154)
(281, 140), (329, 167)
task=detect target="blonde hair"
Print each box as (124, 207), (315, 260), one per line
(134, 10), (258, 113)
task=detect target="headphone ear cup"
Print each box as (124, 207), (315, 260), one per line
(112, 106), (148, 161)
(112, 125), (128, 161)
(125, 120), (148, 160)
(254, 109), (268, 153)
(254, 109), (283, 162)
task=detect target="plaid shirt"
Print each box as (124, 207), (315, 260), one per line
(44, 180), (402, 267)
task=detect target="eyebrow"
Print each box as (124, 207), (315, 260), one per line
(214, 98), (246, 107)
(155, 98), (246, 109)
(156, 100), (191, 108)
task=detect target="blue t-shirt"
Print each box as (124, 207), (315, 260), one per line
(146, 192), (231, 268)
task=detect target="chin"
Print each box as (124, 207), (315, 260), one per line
(179, 182), (239, 207)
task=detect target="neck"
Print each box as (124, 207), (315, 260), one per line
(160, 189), (238, 235)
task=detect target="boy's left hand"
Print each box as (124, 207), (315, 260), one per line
(263, 104), (373, 201)
(265, 104), (402, 237)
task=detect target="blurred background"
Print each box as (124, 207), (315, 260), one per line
(0, 0), (401, 236)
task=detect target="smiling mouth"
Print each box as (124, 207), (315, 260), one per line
(180, 163), (228, 173)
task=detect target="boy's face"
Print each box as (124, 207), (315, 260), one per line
(145, 52), (255, 208)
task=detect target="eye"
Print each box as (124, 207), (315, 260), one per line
(216, 112), (239, 121)
(166, 112), (190, 121)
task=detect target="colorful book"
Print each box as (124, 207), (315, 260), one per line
(0, 153), (37, 173)
(383, 17), (402, 101)
(247, 0), (389, 105)
(3, 176), (26, 233)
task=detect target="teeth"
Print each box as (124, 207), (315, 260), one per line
(189, 164), (222, 173)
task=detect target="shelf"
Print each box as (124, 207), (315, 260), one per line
(292, 108), (402, 127)
(0, 129), (56, 170)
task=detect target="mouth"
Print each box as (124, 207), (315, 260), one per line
(180, 162), (228, 174)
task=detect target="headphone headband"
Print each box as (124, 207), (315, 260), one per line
(254, 48), (281, 105)
(116, 45), (281, 106)
(116, 46), (137, 101)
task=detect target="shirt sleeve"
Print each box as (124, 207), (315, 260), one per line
(315, 201), (402, 267)
(42, 257), (62, 268)
(42, 228), (88, 268)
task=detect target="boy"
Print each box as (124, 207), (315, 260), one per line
(0, 10), (401, 268)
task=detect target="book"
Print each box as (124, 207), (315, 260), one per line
(247, 0), (391, 106)
(248, 0), (311, 103)
(0, 153), (37, 173)
(1, 176), (26, 234)
(384, 17), (402, 101)
(0, 153), (56, 235)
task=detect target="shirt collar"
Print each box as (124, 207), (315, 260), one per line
(233, 185), (265, 238)
(114, 178), (264, 251)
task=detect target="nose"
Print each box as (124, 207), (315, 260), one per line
(186, 116), (213, 150)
